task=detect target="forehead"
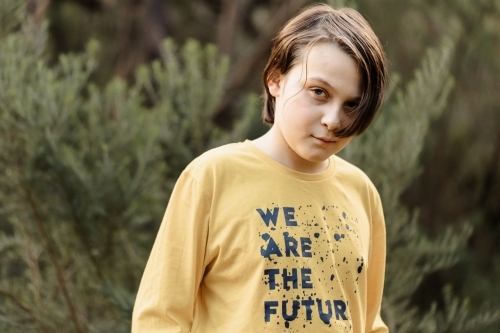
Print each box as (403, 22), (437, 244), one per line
(290, 42), (362, 96)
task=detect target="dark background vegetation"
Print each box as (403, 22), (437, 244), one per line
(1, 0), (499, 332)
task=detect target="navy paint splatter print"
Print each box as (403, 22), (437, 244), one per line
(256, 204), (365, 332)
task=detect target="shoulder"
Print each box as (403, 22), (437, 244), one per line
(332, 154), (382, 208)
(185, 141), (250, 172)
(332, 156), (385, 234)
(169, 142), (252, 202)
(332, 155), (375, 187)
(181, 141), (257, 185)
(189, 142), (248, 165)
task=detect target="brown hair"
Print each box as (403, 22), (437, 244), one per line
(262, 4), (387, 137)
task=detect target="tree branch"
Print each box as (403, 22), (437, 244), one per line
(226, 0), (308, 92)
(216, 0), (251, 56)
(215, 0), (308, 127)
(23, 189), (84, 333)
(26, 0), (51, 32)
(0, 288), (33, 314)
(19, 217), (43, 302)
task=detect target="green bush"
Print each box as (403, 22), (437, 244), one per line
(0, 2), (498, 332)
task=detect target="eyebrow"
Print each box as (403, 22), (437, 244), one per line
(308, 77), (332, 87)
(308, 77), (361, 100)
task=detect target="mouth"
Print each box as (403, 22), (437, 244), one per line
(312, 136), (336, 145)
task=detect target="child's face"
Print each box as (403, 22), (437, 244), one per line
(267, 42), (361, 173)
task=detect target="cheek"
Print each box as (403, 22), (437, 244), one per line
(337, 138), (353, 149)
(282, 110), (314, 136)
(284, 100), (317, 128)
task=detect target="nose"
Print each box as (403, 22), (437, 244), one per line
(321, 103), (342, 131)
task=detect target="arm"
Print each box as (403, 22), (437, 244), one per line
(132, 171), (210, 333)
(366, 194), (389, 333)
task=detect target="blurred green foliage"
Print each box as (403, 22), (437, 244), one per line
(1, 0), (499, 332)
(0, 3), (257, 330)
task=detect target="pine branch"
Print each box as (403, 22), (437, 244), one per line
(19, 216), (43, 302)
(22, 188), (84, 333)
(25, 0), (50, 33)
(225, 0), (308, 92)
(0, 288), (32, 315)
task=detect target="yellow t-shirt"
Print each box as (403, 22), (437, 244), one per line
(132, 141), (388, 333)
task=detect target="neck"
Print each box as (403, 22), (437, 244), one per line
(251, 130), (329, 174)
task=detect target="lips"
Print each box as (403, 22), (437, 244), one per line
(312, 136), (336, 145)
(313, 136), (335, 143)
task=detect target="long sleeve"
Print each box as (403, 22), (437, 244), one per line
(132, 171), (210, 333)
(365, 193), (388, 333)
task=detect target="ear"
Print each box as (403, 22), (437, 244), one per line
(267, 75), (281, 97)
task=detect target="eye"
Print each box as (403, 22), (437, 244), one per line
(344, 101), (359, 109)
(312, 88), (327, 97)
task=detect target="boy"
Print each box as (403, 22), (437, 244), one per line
(133, 4), (388, 332)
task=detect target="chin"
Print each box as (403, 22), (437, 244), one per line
(301, 152), (333, 164)
(307, 147), (339, 160)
